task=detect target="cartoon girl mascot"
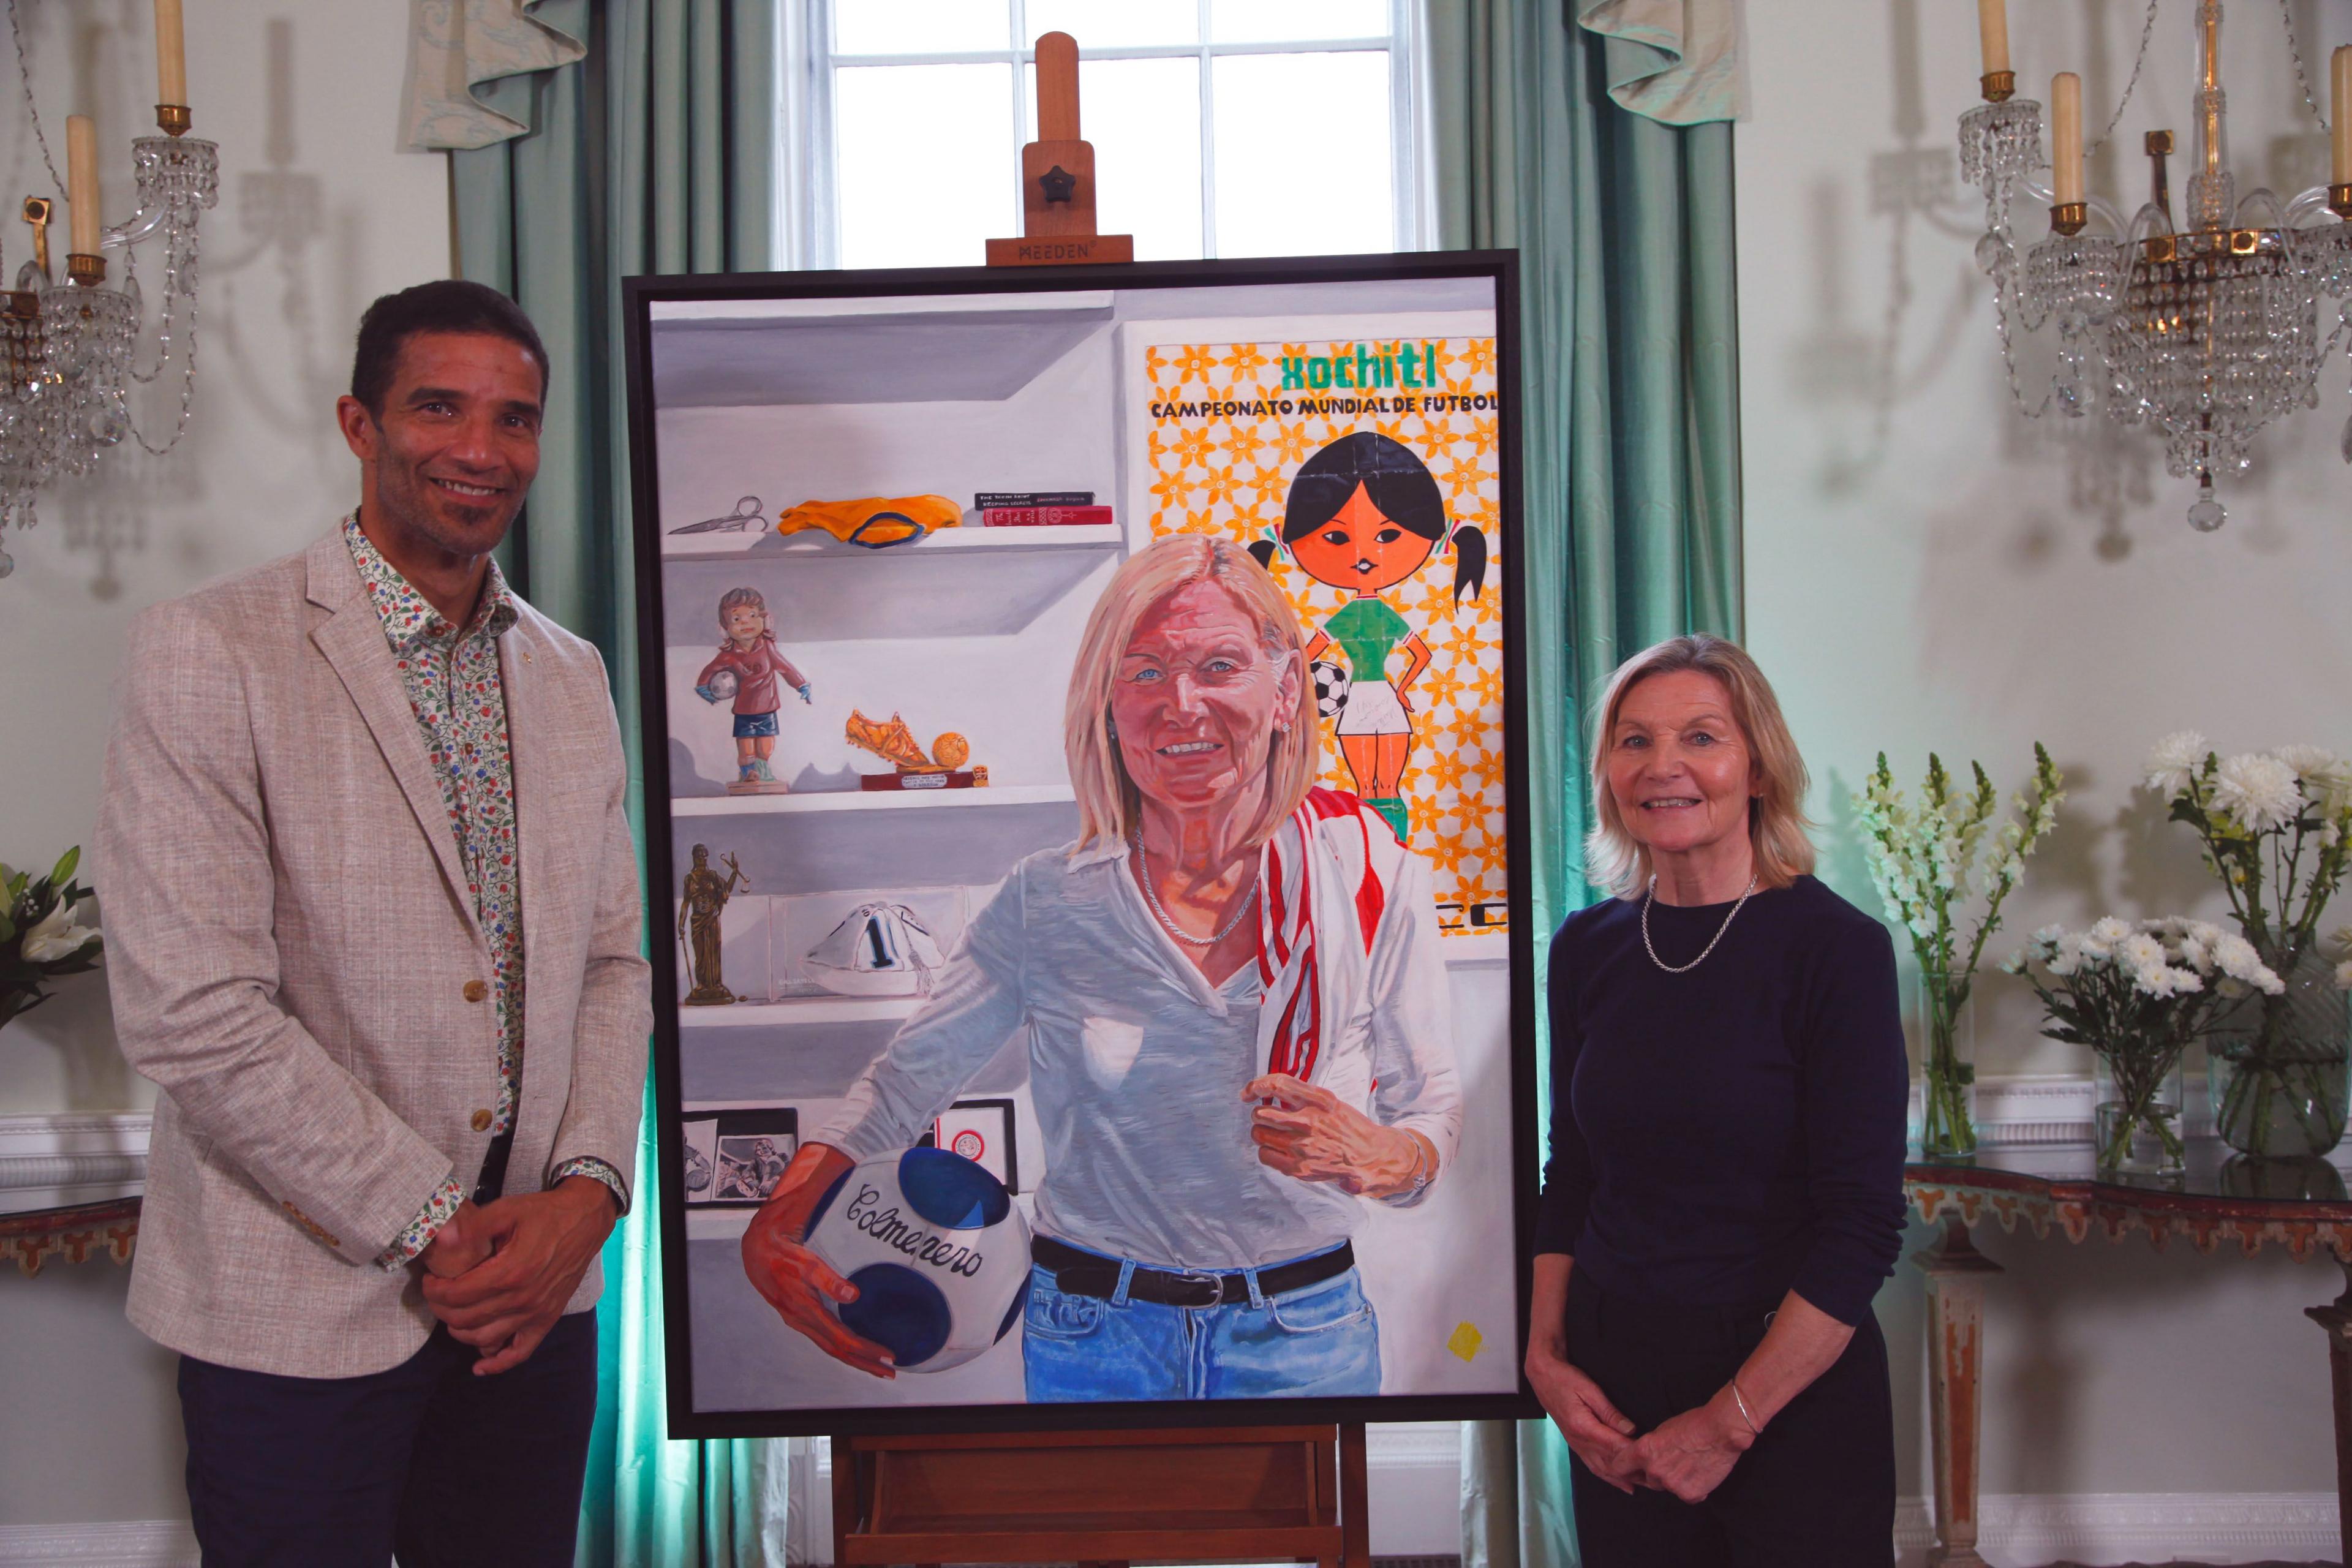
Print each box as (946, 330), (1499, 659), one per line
(1248, 431), (1485, 845)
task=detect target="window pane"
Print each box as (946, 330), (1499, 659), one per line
(1212, 52), (1392, 257)
(1025, 0), (1197, 48)
(1024, 57), (1204, 261)
(1210, 0), (1387, 43)
(835, 0), (1011, 56)
(835, 64), (1017, 268)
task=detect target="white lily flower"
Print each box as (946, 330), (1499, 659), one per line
(21, 901), (98, 964)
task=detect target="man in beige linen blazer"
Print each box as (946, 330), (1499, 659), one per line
(95, 280), (650, 1568)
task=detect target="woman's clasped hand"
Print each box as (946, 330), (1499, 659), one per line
(1526, 1340), (1754, 1502)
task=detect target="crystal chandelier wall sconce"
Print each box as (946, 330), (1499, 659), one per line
(0, 0), (216, 579)
(1964, 0), (2352, 530)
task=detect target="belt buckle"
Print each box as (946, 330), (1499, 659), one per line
(1166, 1268), (1226, 1309)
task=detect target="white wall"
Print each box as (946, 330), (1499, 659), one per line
(1740, 0), (2352, 1511)
(0, 0), (448, 1531)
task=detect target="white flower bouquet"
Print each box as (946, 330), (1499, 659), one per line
(2144, 734), (2352, 1156)
(1, 847), (102, 1033)
(2006, 919), (2283, 1174)
(1860, 745), (2065, 1156)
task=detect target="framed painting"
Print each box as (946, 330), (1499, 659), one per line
(624, 252), (1539, 1438)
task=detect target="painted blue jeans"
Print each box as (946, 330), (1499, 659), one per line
(1021, 1245), (1382, 1403)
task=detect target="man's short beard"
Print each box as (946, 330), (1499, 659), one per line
(374, 448), (519, 558)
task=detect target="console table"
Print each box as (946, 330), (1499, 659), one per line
(1906, 1142), (2352, 1568)
(1, 1196), (141, 1276)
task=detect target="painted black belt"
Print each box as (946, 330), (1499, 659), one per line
(1031, 1236), (1354, 1310)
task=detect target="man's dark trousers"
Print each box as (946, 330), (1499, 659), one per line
(177, 1308), (597, 1568)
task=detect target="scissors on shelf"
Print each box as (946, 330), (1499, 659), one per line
(670, 496), (766, 535)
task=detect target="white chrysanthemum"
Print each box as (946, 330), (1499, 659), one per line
(2144, 731), (2211, 797)
(1999, 949), (2027, 974)
(2336, 959), (2352, 991)
(2211, 752), (2304, 832)
(2048, 935), (2084, 977)
(2090, 916), (2133, 943)
(2332, 927), (2352, 958)
(2211, 933), (2266, 981)
(2119, 933), (2166, 971)
(2275, 744), (2342, 778)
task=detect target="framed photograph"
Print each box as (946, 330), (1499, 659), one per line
(681, 1104), (801, 1208)
(626, 252), (1536, 1438)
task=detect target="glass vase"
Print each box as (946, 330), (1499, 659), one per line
(2206, 948), (2350, 1159)
(2094, 1051), (2187, 1178)
(1916, 968), (1978, 1159)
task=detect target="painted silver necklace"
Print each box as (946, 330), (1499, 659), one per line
(1132, 831), (1257, 947)
(1641, 872), (1759, 974)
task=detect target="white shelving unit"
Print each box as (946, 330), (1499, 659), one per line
(662, 522), (1120, 560)
(654, 288), (1106, 1184)
(679, 995), (922, 1029)
(673, 785), (1074, 818)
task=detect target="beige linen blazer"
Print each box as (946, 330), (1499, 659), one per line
(94, 529), (652, 1378)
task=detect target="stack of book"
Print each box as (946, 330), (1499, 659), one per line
(976, 491), (1112, 527)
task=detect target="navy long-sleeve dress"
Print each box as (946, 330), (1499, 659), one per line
(1534, 875), (1908, 1326)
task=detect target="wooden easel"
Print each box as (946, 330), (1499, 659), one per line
(831, 1423), (1370, 1568)
(897, 35), (1362, 1568)
(984, 32), (1134, 267)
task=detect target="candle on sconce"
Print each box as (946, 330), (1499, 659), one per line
(155, 0), (186, 107)
(66, 113), (99, 259)
(1977, 0), (2010, 77)
(2332, 45), (2350, 187)
(2052, 72), (2084, 207)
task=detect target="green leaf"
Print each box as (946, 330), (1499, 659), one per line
(1955, 1063), (1976, 1084)
(47, 846), (78, 886)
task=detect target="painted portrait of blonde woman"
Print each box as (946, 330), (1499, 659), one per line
(741, 533), (1463, 1402)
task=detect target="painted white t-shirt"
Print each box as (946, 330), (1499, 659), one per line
(815, 835), (1463, 1271)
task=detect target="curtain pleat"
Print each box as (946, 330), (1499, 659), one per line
(1429, 1), (1743, 1562)
(447, 2), (777, 1561)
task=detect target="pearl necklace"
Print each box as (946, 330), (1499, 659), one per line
(1640, 872), (1759, 974)
(1132, 831), (1257, 947)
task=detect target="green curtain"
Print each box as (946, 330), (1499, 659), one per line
(1427, 1), (1743, 1564)
(446, 2), (782, 1563)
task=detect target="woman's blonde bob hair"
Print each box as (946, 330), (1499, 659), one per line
(1064, 533), (1319, 853)
(1584, 634), (1816, 899)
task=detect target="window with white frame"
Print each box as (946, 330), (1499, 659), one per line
(781, 0), (1428, 270)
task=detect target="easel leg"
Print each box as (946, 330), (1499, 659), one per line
(1340, 1420), (1370, 1568)
(1913, 1217), (2002, 1568)
(831, 1433), (855, 1567)
(2304, 1253), (2352, 1568)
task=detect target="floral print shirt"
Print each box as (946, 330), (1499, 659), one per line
(343, 516), (627, 1268)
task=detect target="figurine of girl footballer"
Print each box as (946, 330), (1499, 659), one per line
(695, 586), (812, 790)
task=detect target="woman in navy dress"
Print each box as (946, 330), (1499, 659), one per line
(1525, 634), (1907, 1567)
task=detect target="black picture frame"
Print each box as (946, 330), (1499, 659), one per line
(624, 251), (1540, 1439)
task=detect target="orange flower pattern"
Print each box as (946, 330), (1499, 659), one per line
(1143, 337), (1506, 927)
